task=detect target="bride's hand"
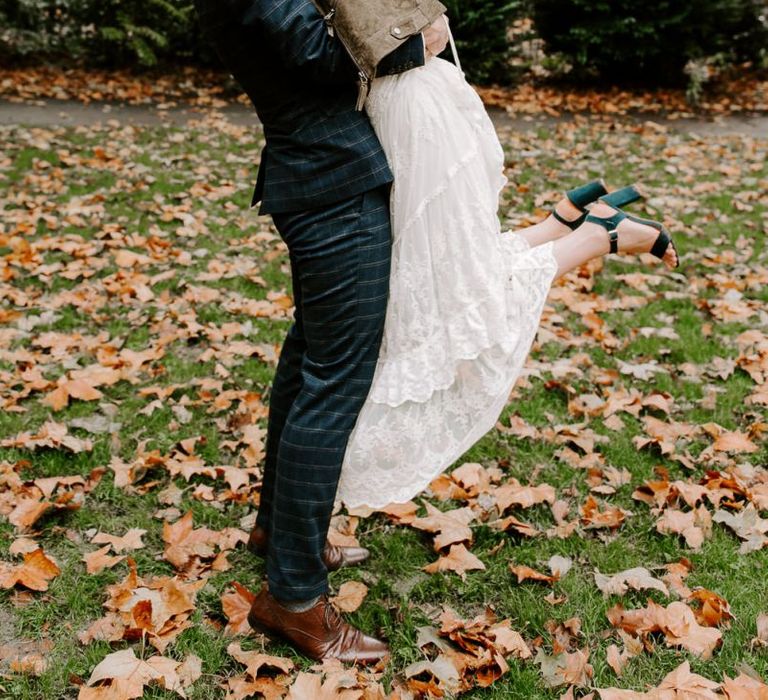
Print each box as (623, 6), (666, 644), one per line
(423, 15), (449, 60)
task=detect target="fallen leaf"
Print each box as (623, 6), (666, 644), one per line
(221, 582), (256, 636)
(424, 543), (485, 579)
(594, 568), (669, 597)
(83, 546), (126, 575)
(330, 581), (368, 613)
(0, 548), (61, 591)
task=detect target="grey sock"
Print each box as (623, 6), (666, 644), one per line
(276, 595), (321, 613)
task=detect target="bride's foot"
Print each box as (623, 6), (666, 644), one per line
(585, 201), (680, 269)
(524, 181), (645, 246)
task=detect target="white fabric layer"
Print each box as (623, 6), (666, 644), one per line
(336, 58), (559, 509)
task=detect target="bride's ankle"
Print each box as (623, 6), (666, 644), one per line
(588, 201), (616, 218)
(555, 198), (583, 221)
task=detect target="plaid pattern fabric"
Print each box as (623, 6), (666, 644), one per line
(195, 0), (424, 214)
(256, 184), (393, 601)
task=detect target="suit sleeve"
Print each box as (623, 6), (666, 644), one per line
(377, 34), (426, 76)
(239, 0), (359, 85)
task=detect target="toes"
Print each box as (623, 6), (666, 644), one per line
(664, 248), (678, 268)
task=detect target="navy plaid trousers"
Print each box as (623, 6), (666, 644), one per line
(256, 183), (392, 601)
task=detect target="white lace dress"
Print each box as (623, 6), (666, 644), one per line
(335, 56), (559, 509)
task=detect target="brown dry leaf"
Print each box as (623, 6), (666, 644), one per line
(580, 496), (627, 530)
(8, 537), (42, 557)
(489, 620), (532, 659)
(713, 504), (768, 553)
(78, 558), (205, 653)
(594, 568), (669, 597)
(162, 510), (246, 576)
(655, 661), (721, 698)
(404, 655), (462, 697)
(330, 581), (368, 613)
(536, 648), (593, 688)
(222, 675), (290, 700)
(176, 654), (202, 691)
(705, 424), (760, 454)
(493, 514), (540, 537)
(423, 543), (485, 579)
(374, 501), (419, 524)
(42, 377), (103, 411)
(607, 599), (722, 659)
(91, 528), (147, 553)
(688, 589), (733, 627)
(83, 546), (126, 575)
(82, 647), (186, 698)
(410, 503), (476, 551)
(510, 564), (557, 585)
(656, 505), (712, 550)
(661, 559), (694, 598)
(451, 462), (496, 495)
(0, 548), (61, 591)
(597, 660), (721, 699)
(721, 672), (768, 698)
(221, 582), (256, 636)
(493, 479), (556, 512)
(1, 420), (93, 454)
(545, 618), (582, 654)
(425, 608), (529, 690)
(605, 644), (626, 678)
(753, 612), (768, 648)
(227, 641), (294, 679)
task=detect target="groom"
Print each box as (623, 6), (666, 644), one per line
(194, 0), (449, 663)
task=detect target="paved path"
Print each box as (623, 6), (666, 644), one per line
(1, 98), (766, 137)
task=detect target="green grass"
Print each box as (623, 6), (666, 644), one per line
(0, 115), (766, 699)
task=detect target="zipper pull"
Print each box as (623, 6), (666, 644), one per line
(356, 72), (370, 111)
(323, 8), (336, 37)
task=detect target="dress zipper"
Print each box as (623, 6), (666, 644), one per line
(323, 6), (372, 111)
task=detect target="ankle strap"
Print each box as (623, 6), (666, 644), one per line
(585, 210), (626, 254)
(552, 209), (586, 230)
(566, 180), (608, 211)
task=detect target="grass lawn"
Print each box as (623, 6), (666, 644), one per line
(0, 110), (766, 699)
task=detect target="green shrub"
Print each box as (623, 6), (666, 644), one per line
(78, 0), (194, 67)
(530, 0), (768, 84)
(0, 0), (210, 67)
(441, 0), (527, 84)
(0, 0), (76, 60)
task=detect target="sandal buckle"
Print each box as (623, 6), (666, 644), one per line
(608, 228), (619, 254)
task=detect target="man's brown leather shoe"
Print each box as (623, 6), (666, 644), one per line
(246, 525), (370, 572)
(247, 587), (389, 664)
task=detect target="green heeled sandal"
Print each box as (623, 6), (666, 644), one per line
(552, 180), (644, 231)
(585, 206), (680, 269)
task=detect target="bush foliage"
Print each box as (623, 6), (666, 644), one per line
(1, 0), (766, 86)
(0, 0), (209, 67)
(440, 0), (527, 84)
(530, 0), (768, 84)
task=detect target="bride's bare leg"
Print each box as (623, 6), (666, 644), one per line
(550, 202), (679, 280)
(514, 198), (584, 248)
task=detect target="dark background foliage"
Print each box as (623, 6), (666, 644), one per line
(439, 0), (527, 84)
(0, 0), (766, 86)
(530, 0), (768, 84)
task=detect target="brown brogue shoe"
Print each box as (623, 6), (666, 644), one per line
(246, 525), (370, 572)
(247, 587), (389, 664)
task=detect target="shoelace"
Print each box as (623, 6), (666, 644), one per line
(323, 595), (339, 630)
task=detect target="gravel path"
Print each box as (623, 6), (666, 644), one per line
(1, 98), (767, 137)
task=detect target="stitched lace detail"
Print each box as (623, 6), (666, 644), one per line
(336, 59), (558, 509)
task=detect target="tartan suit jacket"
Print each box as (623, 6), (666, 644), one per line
(194, 0), (426, 214)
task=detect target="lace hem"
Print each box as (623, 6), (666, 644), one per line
(338, 242), (558, 509)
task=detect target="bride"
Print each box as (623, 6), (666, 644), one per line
(335, 14), (679, 509)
